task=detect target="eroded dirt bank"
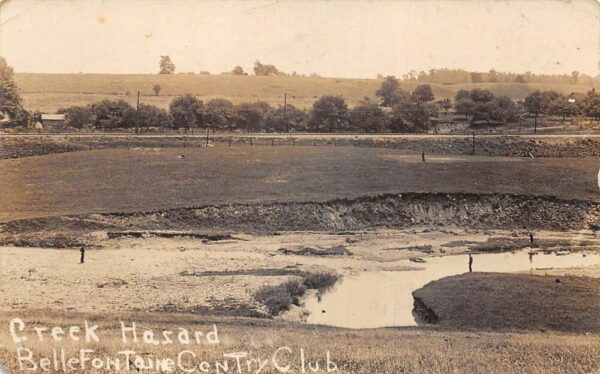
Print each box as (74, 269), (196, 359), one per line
(2, 193), (600, 247)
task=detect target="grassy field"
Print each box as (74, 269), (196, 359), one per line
(8, 134), (600, 160)
(15, 73), (593, 112)
(0, 311), (598, 373)
(1, 146), (600, 222)
(413, 273), (600, 332)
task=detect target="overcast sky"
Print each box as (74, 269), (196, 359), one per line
(1, 0), (598, 78)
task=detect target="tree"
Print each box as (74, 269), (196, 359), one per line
(235, 102), (271, 132)
(470, 88), (494, 103)
(515, 74), (526, 83)
(438, 98), (452, 114)
(57, 106), (92, 129)
(548, 95), (579, 123)
(523, 90), (560, 128)
(152, 84), (161, 96)
(470, 72), (483, 83)
(412, 84), (435, 105)
(375, 76), (409, 107)
(169, 95), (204, 130)
(583, 89), (600, 124)
(571, 71), (580, 85)
(89, 100), (136, 129)
(159, 55), (176, 74)
(253, 60), (280, 76)
(494, 95), (519, 123)
(455, 89), (471, 101)
(389, 99), (430, 133)
(309, 95), (349, 132)
(138, 104), (172, 130)
(0, 57), (28, 126)
(204, 98), (237, 131)
(523, 90), (545, 132)
(471, 96), (517, 125)
(231, 66), (245, 75)
(455, 98), (475, 119)
(264, 104), (308, 132)
(349, 99), (389, 133)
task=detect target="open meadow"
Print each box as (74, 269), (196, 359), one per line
(2, 146), (600, 221)
(15, 73), (593, 112)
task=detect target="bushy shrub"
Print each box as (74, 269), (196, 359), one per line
(254, 283), (294, 315)
(303, 272), (338, 290)
(255, 274), (337, 316)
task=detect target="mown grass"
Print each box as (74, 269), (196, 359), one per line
(2, 146), (600, 222)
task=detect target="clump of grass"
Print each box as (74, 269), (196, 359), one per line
(284, 279), (307, 300)
(255, 272), (339, 316)
(255, 280), (306, 315)
(303, 272), (338, 289)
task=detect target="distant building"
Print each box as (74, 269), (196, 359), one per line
(41, 113), (66, 128)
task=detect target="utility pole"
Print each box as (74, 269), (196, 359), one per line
(135, 91), (140, 134)
(472, 131), (476, 154)
(283, 93), (288, 136)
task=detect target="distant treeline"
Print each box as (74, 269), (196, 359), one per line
(161, 55), (599, 85)
(393, 68), (599, 86)
(49, 76), (600, 133)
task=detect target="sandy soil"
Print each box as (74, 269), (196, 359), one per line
(1, 228), (598, 317)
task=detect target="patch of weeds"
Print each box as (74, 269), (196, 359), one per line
(0, 234), (83, 248)
(303, 272), (339, 290)
(255, 280), (305, 315)
(278, 245), (352, 256)
(255, 272), (339, 316)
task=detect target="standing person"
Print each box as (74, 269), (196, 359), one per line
(421, 151), (425, 162)
(468, 254), (473, 272)
(80, 246), (85, 264)
(529, 232), (535, 246)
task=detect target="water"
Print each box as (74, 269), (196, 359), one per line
(303, 250), (600, 329)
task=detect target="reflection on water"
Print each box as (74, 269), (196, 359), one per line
(303, 250), (600, 329)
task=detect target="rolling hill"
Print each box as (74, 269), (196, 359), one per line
(15, 73), (594, 113)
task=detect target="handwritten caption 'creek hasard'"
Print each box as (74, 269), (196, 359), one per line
(6, 319), (338, 373)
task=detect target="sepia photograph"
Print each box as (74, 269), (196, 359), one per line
(0, 0), (599, 372)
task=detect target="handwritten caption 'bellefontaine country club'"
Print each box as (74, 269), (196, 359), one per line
(6, 318), (339, 373)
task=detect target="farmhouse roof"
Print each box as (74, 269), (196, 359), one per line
(41, 114), (66, 121)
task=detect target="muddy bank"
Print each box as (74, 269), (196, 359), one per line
(412, 273), (600, 332)
(2, 193), (600, 246)
(4, 134), (600, 159)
